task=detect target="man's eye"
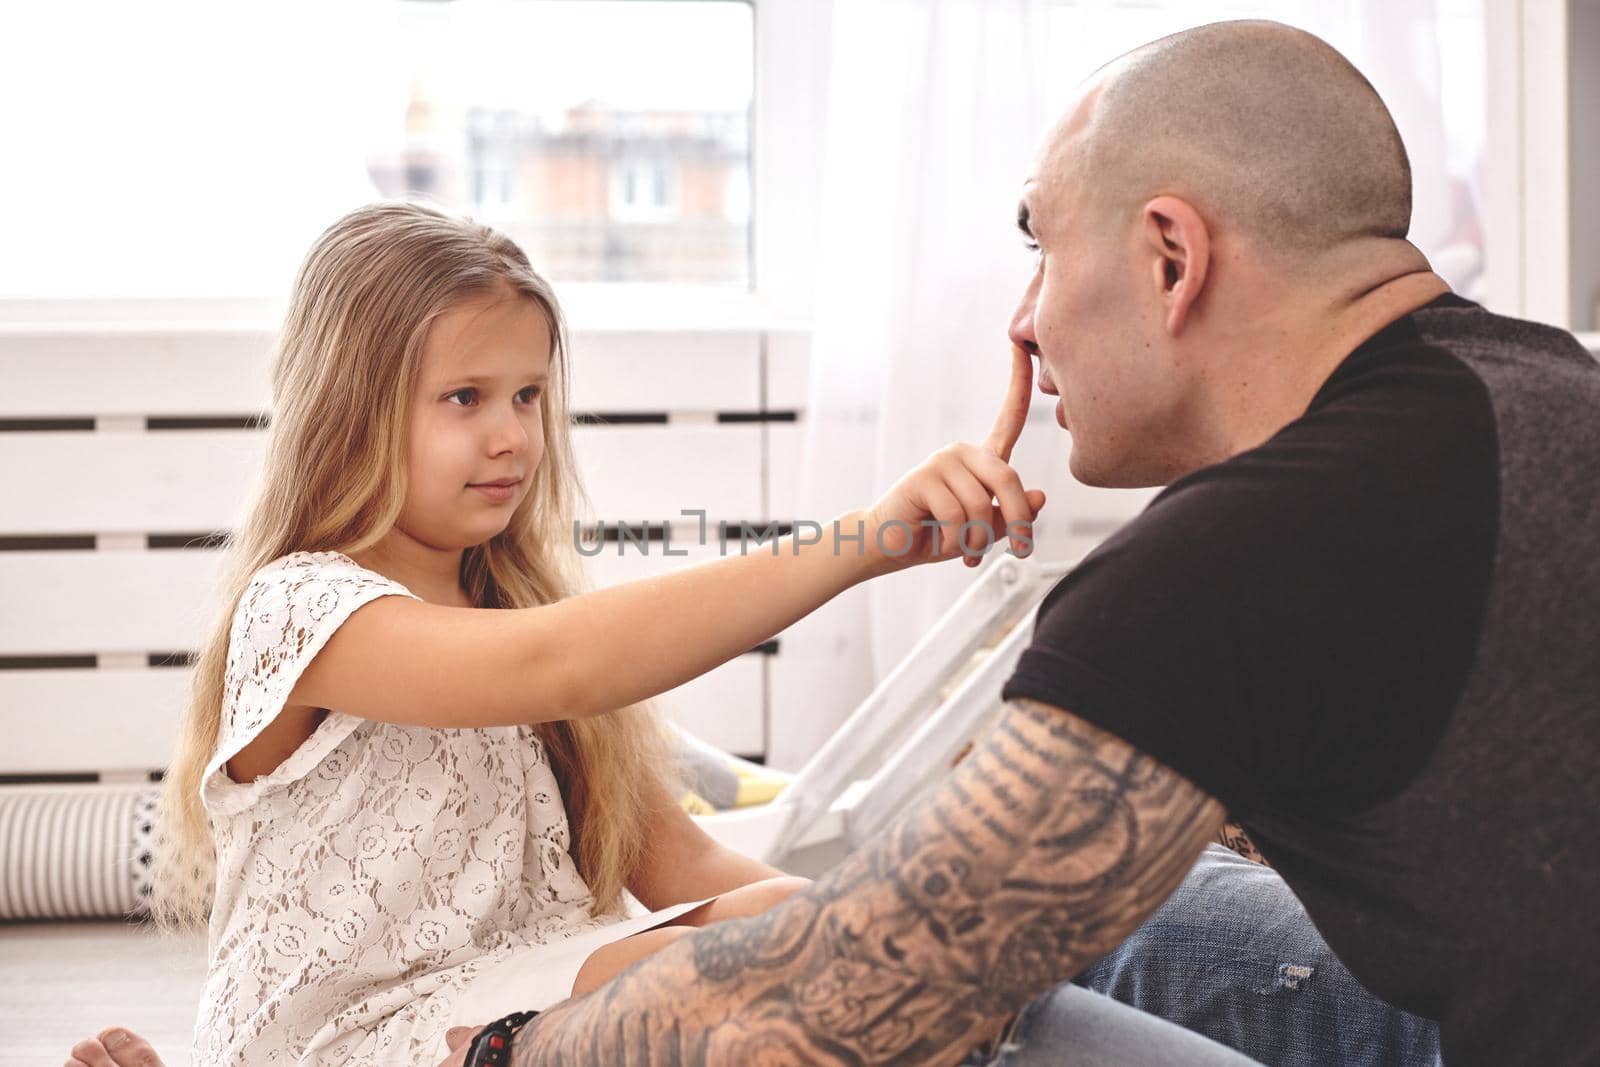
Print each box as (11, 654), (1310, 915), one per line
(446, 388), (477, 406)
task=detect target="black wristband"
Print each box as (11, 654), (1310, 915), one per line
(462, 1009), (539, 1067)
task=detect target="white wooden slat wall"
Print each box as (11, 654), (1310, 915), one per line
(0, 326), (801, 778)
(15, 323), (1571, 781)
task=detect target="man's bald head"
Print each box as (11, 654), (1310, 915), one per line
(1051, 20), (1411, 262)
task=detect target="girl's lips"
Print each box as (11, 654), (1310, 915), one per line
(470, 483), (516, 503)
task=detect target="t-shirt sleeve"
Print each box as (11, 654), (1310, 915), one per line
(1000, 362), (1497, 818)
(202, 552), (418, 809)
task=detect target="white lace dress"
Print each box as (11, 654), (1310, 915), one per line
(193, 551), (713, 1065)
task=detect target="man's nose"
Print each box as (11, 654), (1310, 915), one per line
(1007, 271), (1041, 357)
(1007, 317), (1038, 358)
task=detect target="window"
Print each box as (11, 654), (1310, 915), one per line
(610, 160), (679, 223)
(0, 0), (754, 299)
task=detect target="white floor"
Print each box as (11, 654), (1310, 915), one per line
(0, 921), (205, 1067)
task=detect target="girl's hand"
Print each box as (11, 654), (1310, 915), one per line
(438, 1026), (482, 1067)
(864, 345), (1046, 576)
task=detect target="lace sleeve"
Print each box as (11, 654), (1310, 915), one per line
(201, 551), (417, 807)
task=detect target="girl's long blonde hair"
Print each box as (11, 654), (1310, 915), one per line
(152, 201), (672, 927)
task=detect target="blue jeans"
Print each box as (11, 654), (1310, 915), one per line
(964, 845), (1441, 1066)
(962, 982), (1265, 1066)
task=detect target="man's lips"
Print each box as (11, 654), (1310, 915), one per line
(1035, 365), (1065, 426)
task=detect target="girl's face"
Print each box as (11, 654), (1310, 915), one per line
(400, 286), (552, 551)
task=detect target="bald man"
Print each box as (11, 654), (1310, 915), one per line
(484, 21), (1591, 1065)
(68, 19), (1596, 1067)
(998, 20), (1597, 1065)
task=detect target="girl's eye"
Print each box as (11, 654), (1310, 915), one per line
(1023, 239), (1041, 255)
(444, 386), (541, 406)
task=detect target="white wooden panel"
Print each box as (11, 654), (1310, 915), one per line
(0, 659), (766, 772)
(767, 423), (804, 520)
(570, 331), (759, 412)
(0, 550), (225, 656)
(572, 424), (762, 525)
(765, 330), (810, 410)
(0, 425), (763, 535)
(0, 431), (263, 535)
(0, 327), (762, 419)
(0, 669), (185, 774)
(3, 542), (784, 656)
(657, 656), (765, 756)
(0, 328), (275, 418)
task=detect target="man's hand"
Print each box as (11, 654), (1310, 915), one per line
(866, 345), (1046, 574)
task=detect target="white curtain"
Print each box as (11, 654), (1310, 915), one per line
(773, 0), (1482, 768)
(775, 0), (1052, 768)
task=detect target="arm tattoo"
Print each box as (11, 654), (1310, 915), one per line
(1216, 819), (1270, 867)
(511, 699), (1225, 1066)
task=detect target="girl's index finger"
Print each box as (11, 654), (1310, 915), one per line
(983, 343), (1033, 462)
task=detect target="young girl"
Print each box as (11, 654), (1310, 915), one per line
(94, 201), (1042, 1066)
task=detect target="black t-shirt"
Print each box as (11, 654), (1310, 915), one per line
(1001, 294), (1600, 1066)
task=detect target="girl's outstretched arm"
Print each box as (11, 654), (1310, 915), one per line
(290, 349), (1043, 731)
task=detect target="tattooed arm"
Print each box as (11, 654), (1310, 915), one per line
(507, 699), (1225, 1066)
(1216, 819), (1270, 866)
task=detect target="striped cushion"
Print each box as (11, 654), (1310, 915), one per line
(0, 785), (156, 920)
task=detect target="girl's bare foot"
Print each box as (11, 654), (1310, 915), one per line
(65, 1027), (165, 1067)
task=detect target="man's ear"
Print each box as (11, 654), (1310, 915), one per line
(1141, 196), (1210, 335)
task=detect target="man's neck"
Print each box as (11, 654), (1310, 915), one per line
(1216, 266), (1450, 460)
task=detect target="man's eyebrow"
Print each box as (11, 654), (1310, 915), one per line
(1016, 201), (1034, 239)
